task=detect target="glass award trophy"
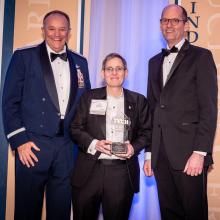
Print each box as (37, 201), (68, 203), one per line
(110, 111), (131, 154)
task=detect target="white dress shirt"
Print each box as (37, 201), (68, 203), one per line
(46, 44), (70, 119)
(162, 38), (185, 86)
(87, 91), (125, 160)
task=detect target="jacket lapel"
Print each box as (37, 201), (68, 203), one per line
(98, 87), (107, 138)
(124, 89), (135, 141)
(40, 42), (59, 111)
(152, 54), (164, 99)
(65, 49), (78, 114)
(164, 40), (190, 85)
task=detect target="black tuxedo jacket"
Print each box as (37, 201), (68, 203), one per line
(70, 87), (151, 192)
(147, 40), (218, 170)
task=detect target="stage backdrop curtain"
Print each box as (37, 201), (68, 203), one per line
(88, 0), (168, 219)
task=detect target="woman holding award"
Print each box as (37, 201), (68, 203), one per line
(70, 53), (151, 220)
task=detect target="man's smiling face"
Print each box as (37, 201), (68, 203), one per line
(42, 13), (70, 52)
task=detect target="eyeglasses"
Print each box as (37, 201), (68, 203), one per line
(104, 66), (125, 74)
(160, 18), (186, 26)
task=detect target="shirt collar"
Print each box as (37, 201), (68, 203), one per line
(46, 43), (66, 56)
(167, 38), (185, 51)
(107, 87), (124, 100)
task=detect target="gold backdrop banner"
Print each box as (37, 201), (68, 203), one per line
(181, 1), (220, 220)
(13, 0), (79, 50)
(6, 1), (80, 219)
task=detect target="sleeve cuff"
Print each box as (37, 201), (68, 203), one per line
(87, 139), (98, 155)
(193, 151), (207, 156)
(8, 130), (29, 151)
(145, 152), (151, 160)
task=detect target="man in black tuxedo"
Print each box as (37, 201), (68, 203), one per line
(2, 10), (90, 220)
(144, 4), (217, 220)
(70, 53), (151, 220)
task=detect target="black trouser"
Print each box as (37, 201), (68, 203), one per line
(15, 133), (73, 220)
(154, 138), (208, 220)
(72, 159), (134, 220)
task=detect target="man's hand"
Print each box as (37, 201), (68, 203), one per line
(143, 160), (154, 177)
(95, 140), (112, 156)
(114, 141), (134, 159)
(183, 152), (204, 176)
(17, 141), (40, 168)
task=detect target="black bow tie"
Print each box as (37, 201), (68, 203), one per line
(162, 46), (178, 56)
(50, 52), (67, 62)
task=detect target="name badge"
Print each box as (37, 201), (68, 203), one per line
(90, 99), (107, 115)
